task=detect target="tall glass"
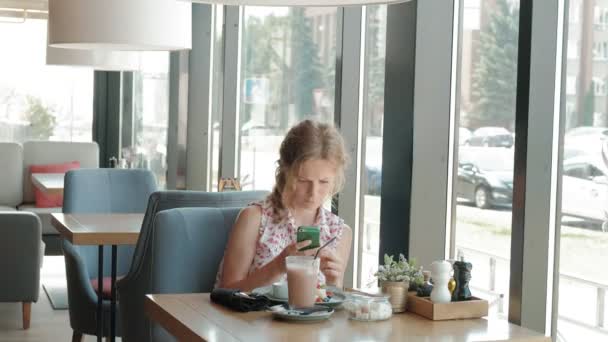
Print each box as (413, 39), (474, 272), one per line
(286, 256), (319, 309)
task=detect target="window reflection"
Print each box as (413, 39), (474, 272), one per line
(238, 7), (337, 191)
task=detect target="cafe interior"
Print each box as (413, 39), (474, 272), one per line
(0, 0), (605, 341)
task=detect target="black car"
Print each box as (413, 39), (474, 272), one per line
(465, 127), (514, 148)
(457, 150), (513, 209)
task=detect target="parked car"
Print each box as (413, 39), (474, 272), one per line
(456, 150), (514, 209)
(564, 126), (608, 160)
(561, 155), (608, 225)
(465, 127), (514, 148)
(459, 127), (472, 146)
(458, 146), (608, 229)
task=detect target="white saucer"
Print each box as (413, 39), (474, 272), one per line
(253, 286), (346, 308)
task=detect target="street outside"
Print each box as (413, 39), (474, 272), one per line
(361, 195), (608, 341)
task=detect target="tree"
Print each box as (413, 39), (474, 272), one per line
(290, 8), (325, 122)
(240, 10), (325, 127)
(470, 0), (519, 129)
(241, 14), (286, 126)
(24, 95), (56, 140)
(581, 85), (595, 126)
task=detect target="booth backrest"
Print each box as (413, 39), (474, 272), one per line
(0, 142), (24, 207)
(22, 141), (99, 204)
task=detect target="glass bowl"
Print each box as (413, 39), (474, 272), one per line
(344, 293), (393, 321)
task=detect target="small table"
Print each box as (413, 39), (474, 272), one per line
(52, 213), (144, 342)
(31, 173), (65, 196)
(145, 293), (551, 342)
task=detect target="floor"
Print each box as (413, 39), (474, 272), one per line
(0, 256), (117, 342)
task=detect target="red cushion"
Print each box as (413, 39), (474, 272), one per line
(90, 276), (124, 300)
(30, 161), (80, 208)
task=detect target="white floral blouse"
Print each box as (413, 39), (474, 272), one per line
(215, 198), (346, 287)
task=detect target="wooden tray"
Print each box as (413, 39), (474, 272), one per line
(407, 292), (488, 320)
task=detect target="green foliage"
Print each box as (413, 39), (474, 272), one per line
(240, 9), (327, 126)
(290, 8), (325, 121)
(581, 86), (595, 126)
(375, 254), (424, 285)
(24, 95), (56, 140)
(470, 0), (519, 129)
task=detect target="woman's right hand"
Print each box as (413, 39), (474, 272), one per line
(275, 240), (317, 273)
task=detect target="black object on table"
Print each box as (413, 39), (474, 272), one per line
(210, 288), (270, 312)
(452, 260), (473, 301)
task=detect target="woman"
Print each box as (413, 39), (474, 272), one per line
(218, 120), (352, 291)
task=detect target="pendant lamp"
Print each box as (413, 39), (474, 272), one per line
(46, 47), (141, 71)
(48, 0), (191, 51)
(180, 0), (410, 6)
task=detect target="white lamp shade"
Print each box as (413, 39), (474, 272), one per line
(48, 0), (192, 51)
(46, 46), (142, 71)
(181, 0), (410, 5)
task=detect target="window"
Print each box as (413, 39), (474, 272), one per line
(592, 41), (608, 60)
(592, 77), (607, 96)
(359, 5), (387, 289)
(124, 52), (170, 189)
(557, 0), (608, 339)
(563, 164), (586, 179)
(0, 18), (93, 143)
(238, 7), (337, 191)
(452, 0), (520, 319)
(594, 6), (608, 29)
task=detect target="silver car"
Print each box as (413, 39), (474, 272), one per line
(562, 155), (608, 231)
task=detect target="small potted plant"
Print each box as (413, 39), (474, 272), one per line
(375, 254), (423, 313)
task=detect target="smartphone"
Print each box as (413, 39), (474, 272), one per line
(296, 226), (320, 251)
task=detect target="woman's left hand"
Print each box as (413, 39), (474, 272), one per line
(318, 249), (345, 286)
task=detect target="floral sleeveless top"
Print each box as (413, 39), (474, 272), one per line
(216, 198), (346, 286)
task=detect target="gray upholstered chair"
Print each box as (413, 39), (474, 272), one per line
(61, 169), (157, 341)
(122, 207), (241, 342)
(0, 212), (44, 329)
(117, 190), (268, 342)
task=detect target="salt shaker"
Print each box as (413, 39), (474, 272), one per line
(430, 260), (452, 303)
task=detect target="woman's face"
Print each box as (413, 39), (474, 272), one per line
(288, 158), (337, 211)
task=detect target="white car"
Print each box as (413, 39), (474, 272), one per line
(562, 155), (608, 228)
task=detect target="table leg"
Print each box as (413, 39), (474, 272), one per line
(110, 245), (117, 342)
(97, 246), (103, 342)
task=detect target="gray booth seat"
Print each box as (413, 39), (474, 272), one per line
(117, 190), (267, 342)
(0, 212), (44, 329)
(61, 169), (157, 340)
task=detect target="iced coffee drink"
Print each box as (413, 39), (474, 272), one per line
(286, 256), (319, 309)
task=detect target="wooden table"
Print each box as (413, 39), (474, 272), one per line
(31, 173), (64, 195)
(52, 213), (144, 342)
(51, 213), (143, 245)
(145, 293), (550, 342)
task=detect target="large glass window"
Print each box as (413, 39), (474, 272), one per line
(211, 6), (225, 191)
(452, 0), (519, 318)
(122, 52), (170, 189)
(359, 5), (387, 289)
(557, 0), (608, 340)
(0, 18), (93, 143)
(238, 7), (337, 191)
